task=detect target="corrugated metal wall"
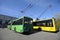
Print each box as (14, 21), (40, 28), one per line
(0, 14), (17, 28)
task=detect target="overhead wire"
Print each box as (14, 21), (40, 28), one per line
(38, 5), (52, 19)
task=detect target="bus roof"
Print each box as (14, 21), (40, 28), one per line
(12, 16), (33, 22)
(39, 18), (55, 21)
(33, 18), (55, 22)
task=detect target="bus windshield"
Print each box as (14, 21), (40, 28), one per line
(24, 18), (32, 24)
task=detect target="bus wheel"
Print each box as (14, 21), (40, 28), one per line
(14, 28), (16, 32)
(38, 28), (41, 31)
(10, 27), (11, 30)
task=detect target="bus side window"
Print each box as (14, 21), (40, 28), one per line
(50, 22), (52, 27)
(43, 23), (46, 26)
(16, 19), (22, 25)
(12, 21), (15, 25)
(12, 19), (22, 25)
(8, 23), (11, 25)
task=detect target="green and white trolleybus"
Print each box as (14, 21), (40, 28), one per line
(7, 16), (33, 33)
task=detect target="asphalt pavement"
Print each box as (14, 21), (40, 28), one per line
(0, 28), (60, 40)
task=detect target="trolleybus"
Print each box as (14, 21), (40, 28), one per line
(8, 16), (33, 33)
(33, 18), (59, 32)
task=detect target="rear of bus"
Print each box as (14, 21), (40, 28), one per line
(33, 18), (58, 32)
(39, 18), (58, 32)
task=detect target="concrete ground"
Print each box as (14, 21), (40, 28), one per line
(0, 28), (60, 40)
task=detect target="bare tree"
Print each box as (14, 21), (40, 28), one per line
(54, 13), (60, 26)
(54, 13), (60, 21)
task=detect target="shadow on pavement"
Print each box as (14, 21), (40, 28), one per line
(21, 30), (41, 35)
(21, 29), (60, 35)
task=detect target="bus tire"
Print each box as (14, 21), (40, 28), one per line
(54, 30), (59, 33)
(10, 27), (11, 30)
(14, 28), (16, 32)
(38, 28), (41, 31)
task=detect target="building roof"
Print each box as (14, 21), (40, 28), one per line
(0, 14), (18, 20)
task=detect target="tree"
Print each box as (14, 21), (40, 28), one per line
(54, 13), (60, 21)
(54, 13), (60, 26)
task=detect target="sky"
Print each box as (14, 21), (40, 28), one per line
(0, 0), (60, 19)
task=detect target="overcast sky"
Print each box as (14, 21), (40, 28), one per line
(0, 0), (60, 19)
